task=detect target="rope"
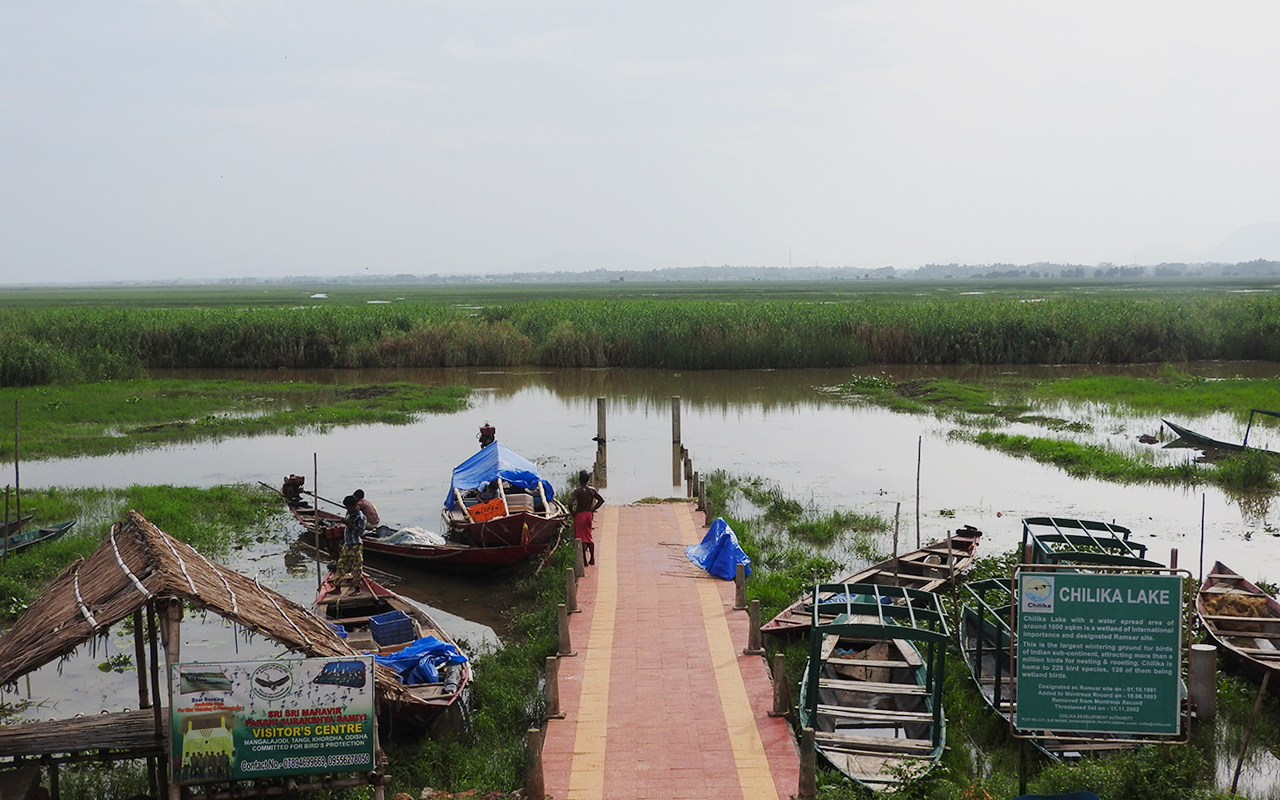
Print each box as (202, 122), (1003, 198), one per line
(189, 548), (237, 615)
(254, 577), (311, 649)
(159, 534), (199, 598)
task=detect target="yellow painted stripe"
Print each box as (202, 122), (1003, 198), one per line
(566, 504), (618, 800)
(677, 505), (779, 800)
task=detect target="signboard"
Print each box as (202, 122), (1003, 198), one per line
(1015, 571), (1182, 735)
(170, 657), (376, 785)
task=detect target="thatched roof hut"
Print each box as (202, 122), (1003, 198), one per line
(0, 509), (414, 710)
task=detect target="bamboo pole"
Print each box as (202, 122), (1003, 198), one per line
(671, 396), (682, 486)
(314, 453), (322, 590)
(915, 435), (921, 548)
(594, 396), (608, 488)
(1232, 671), (1270, 795)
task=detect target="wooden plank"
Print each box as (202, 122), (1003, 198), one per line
(1212, 628), (1280, 640)
(893, 640), (924, 668)
(815, 731), (934, 755)
(827, 656), (914, 669)
(816, 704), (934, 723)
(817, 677), (928, 695)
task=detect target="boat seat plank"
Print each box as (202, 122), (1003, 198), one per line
(815, 731), (935, 755)
(1202, 614), (1280, 624)
(816, 704), (934, 723)
(818, 677), (928, 695)
(1213, 629), (1280, 640)
(1228, 645), (1280, 657)
(827, 656), (915, 669)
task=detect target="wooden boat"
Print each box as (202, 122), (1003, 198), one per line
(1196, 561), (1280, 682)
(0, 519), (75, 557)
(1020, 517), (1162, 569)
(288, 503), (555, 574)
(799, 582), (948, 791)
(0, 514), (34, 537)
(959, 578), (1136, 761)
(761, 526), (982, 637)
(441, 441), (568, 548)
(1163, 410), (1280, 456)
(312, 573), (470, 728)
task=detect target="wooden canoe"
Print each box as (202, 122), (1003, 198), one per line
(0, 519), (75, 557)
(287, 503), (555, 574)
(1020, 517), (1162, 569)
(799, 583), (948, 790)
(312, 573), (470, 728)
(1197, 561), (1280, 682)
(761, 526), (982, 637)
(959, 578), (1137, 761)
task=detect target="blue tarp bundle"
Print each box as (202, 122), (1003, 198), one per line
(685, 517), (751, 580)
(374, 636), (469, 685)
(443, 442), (557, 510)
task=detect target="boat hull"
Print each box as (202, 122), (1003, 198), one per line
(441, 503), (568, 548)
(312, 574), (470, 728)
(1197, 561), (1280, 683)
(762, 526), (982, 636)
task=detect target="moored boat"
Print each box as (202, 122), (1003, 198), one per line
(0, 519), (75, 557)
(761, 526), (982, 637)
(312, 573), (470, 728)
(0, 514), (34, 537)
(287, 501), (555, 575)
(442, 441), (568, 548)
(1196, 561), (1280, 682)
(1020, 517), (1161, 569)
(959, 577), (1136, 761)
(799, 582), (948, 791)
(1162, 409), (1280, 457)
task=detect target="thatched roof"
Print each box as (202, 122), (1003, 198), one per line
(0, 510), (413, 708)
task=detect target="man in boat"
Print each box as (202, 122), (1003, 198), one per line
(337, 495), (366, 594)
(353, 488), (380, 527)
(569, 470), (604, 566)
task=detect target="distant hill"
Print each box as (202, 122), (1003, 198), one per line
(1200, 223), (1280, 263)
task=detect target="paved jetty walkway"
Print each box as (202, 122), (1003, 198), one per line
(542, 502), (799, 800)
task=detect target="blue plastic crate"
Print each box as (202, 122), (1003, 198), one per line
(369, 609), (414, 647)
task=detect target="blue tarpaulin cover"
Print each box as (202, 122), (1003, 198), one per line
(444, 442), (557, 510)
(685, 517), (751, 580)
(374, 636), (469, 685)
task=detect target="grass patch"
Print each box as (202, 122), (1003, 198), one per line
(0, 379), (469, 461)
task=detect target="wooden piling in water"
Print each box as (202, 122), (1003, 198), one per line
(672, 396), (682, 486)
(594, 397), (608, 488)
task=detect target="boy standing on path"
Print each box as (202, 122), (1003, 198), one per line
(569, 470), (604, 566)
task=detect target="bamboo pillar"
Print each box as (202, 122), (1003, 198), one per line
(671, 396), (682, 486)
(133, 609), (149, 709)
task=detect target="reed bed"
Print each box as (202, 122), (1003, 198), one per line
(5, 294), (1280, 386)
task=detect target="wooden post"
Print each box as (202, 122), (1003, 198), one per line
(565, 568), (580, 614)
(769, 653), (791, 717)
(1170, 548), (1178, 570)
(160, 598), (182, 800)
(698, 479), (706, 513)
(744, 600), (765, 655)
(734, 563), (747, 610)
(892, 503), (901, 586)
(557, 604), (575, 657)
(594, 397), (608, 488)
(915, 435), (922, 548)
(545, 657), (564, 719)
(133, 609), (149, 709)
(574, 539), (585, 578)
(798, 727), (816, 800)
(1232, 671), (1270, 794)
(691, 469), (699, 500)
(525, 728), (545, 800)
(314, 452), (322, 590)
(671, 396), (682, 486)
(1189, 643), (1217, 719)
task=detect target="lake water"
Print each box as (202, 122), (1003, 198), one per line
(5, 363), (1280, 795)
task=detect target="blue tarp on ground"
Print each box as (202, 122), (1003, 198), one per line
(685, 517), (751, 581)
(443, 442), (557, 510)
(374, 636), (469, 685)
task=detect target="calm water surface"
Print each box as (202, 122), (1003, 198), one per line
(6, 363), (1280, 795)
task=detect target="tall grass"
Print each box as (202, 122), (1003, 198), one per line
(6, 293), (1280, 386)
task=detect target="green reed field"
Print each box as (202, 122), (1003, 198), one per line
(4, 279), (1280, 387)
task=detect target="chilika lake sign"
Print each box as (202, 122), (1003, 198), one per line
(1015, 571), (1182, 736)
(169, 656), (376, 785)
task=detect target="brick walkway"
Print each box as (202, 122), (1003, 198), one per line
(541, 502), (799, 800)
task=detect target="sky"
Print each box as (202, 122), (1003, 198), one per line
(4, 1), (1280, 283)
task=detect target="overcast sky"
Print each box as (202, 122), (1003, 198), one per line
(3, 1), (1280, 283)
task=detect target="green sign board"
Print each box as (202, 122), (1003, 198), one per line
(170, 656), (376, 785)
(1015, 571), (1182, 735)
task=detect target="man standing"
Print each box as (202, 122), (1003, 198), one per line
(568, 470), (604, 566)
(338, 495), (366, 594)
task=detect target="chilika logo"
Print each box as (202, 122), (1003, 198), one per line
(1021, 575), (1054, 613)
